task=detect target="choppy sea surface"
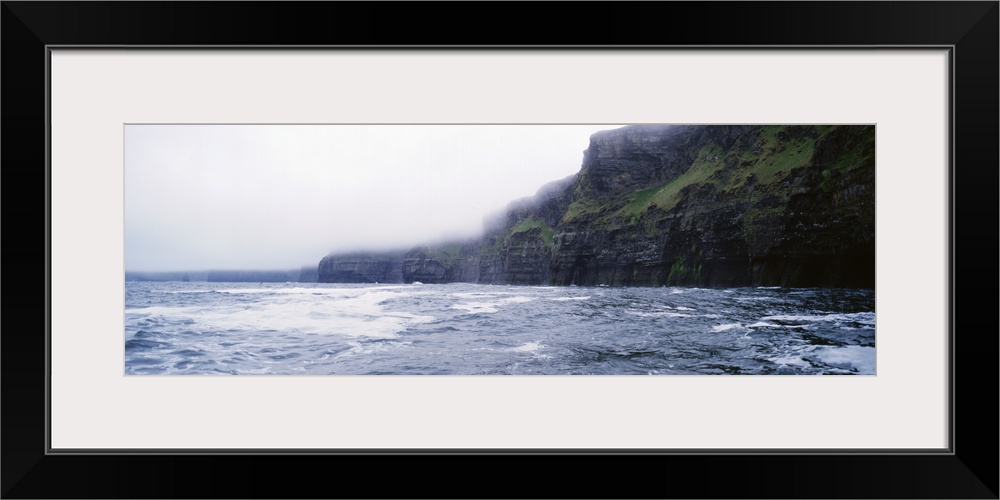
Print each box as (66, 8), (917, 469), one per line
(125, 282), (875, 375)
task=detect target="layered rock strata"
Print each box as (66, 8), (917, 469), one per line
(318, 125), (875, 288)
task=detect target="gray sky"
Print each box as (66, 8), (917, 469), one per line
(125, 124), (625, 272)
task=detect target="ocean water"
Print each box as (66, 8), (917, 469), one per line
(125, 282), (875, 375)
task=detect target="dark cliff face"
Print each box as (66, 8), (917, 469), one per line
(318, 243), (482, 284)
(548, 124), (875, 287)
(401, 241), (481, 284)
(573, 125), (754, 200)
(476, 175), (574, 284)
(205, 269), (304, 282)
(317, 252), (405, 283)
(319, 125), (875, 288)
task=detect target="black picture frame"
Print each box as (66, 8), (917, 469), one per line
(3, 2), (996, 498)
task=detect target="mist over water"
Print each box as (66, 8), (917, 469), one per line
(125, 125), (621, 272)
(126, 282), (875, 375)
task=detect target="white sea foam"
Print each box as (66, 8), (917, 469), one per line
(128, 289), (433, 338)
(549, 296), (590, 301)
(627, 310), (692, 318)
(712, 323), (741, 332)
(769, 345), (875, 374)
(238, 367), (273, 375)
(762, 312), (875, 324)
(450, 291), (515, 299)
(814, 345), (875, 374)
(126, 305), (192, 316)
(509, 341), (550, 360)
(506, 296), (533, 304)
(770, 353), (813, 368)
(511, 341), (543, 352)
(220, 285), (408, 295)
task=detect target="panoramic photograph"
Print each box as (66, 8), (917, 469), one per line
(125, 124), (876, 375)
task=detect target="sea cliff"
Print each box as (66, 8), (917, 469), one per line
(318, 125), (875, 288)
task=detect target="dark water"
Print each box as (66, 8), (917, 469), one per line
(125, 282), (875, 375)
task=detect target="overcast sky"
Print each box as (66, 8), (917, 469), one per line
(125, 124), (625, 272)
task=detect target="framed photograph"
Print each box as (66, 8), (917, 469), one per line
(3, 2), (996, 498)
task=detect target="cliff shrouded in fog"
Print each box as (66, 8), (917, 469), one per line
(318, 125), (875, 288)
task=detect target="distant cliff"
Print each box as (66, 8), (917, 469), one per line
(318, 125), (875, 288)
(317, 252), (405, 283)
(126, 268), (317, 283)
(206, 269), (304, 282)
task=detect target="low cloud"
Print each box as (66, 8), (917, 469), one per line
(125, 124), (624, 271)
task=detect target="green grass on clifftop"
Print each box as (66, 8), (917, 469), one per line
(577, 126), (838, 230)
(510, 217), (554, 247)
(738, 126), (818, 186)
(616, 143), (727, 219)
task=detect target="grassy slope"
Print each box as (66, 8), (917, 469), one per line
(560, 126), (849, 232)
(482, 125), (874, 285)
(479, 216), (554, 260)
(510, 217), (554, 247)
